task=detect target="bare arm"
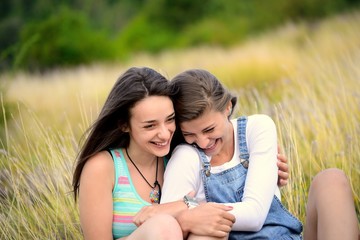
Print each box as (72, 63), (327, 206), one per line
(133, 200), (187, 226)
(133, 195), (235, 238)
(79, 151), (114, 240)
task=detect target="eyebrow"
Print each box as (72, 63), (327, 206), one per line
(167, 112), (175, 118)
(182, 123), (215, 134)
(141, 112), (175, 124)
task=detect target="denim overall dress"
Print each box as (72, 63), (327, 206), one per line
(195, 117), (303, 240)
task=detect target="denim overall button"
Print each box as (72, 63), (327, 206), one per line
(240, 159), (249, 169)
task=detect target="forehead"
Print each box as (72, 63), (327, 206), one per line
(180, 109), (222, 132)
(130, 96), (174, 121)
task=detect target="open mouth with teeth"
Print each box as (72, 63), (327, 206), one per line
(204, 139), (219, 152)
(152, 140), (169, 147)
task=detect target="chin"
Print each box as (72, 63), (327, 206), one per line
(154, 146), (170, 157)
(204, 140), (221, 156)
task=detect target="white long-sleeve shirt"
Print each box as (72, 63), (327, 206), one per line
(161, 114), (280, 231)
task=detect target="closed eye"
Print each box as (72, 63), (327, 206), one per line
(167, 116), (176, 122)
(144, 124), (155, 129)
(182, 132), (194, 137)
(204, 127), (215, 133)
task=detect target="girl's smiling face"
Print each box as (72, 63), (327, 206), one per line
(180, 107), (233, 157)
(127, 95), (176, 157)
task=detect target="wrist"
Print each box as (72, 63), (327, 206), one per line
(176, 210), (191, 237)
(183, 195), (199, 209)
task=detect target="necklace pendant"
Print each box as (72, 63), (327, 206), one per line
(150, 188), (160, 204)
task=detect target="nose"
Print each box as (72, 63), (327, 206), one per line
(194, 134), (209, 149)
(158, 124), (171, 139)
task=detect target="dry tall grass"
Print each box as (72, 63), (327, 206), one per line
(1, 10), (359, 239)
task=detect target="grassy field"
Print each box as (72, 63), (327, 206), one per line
(1, 10), (359, 239)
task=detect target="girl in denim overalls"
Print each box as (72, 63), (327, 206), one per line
(197, 116), (302, 239)
(162, 69), (303, 239)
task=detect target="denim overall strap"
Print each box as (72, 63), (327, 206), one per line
(196, 116), (303, 239)
(197, 117), (249, 204)
(238, 116), (250, 169)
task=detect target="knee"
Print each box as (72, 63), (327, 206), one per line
(149, 214), (183, 239)
(311, 168), (350, 191)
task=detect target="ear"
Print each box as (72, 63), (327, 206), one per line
(120, 123), (129, 132)
(226, 101), (233, 116)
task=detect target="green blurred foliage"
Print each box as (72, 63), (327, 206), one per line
(0, 0), (359, 72)
(0, 0), (143, 72)
(14, 6), (115, 70)
(115, 14), (176, 57)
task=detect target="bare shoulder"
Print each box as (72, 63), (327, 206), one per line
(80, 151), (114, 187)
(83, 151), (113, 172)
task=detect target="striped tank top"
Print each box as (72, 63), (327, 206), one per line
(110, 149), (151, 239)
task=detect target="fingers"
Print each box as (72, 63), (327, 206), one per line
(132, 216), (143, 227)
(133, 211), (148, 226)
(277, 157), (289, 187)
(207, 202), (233, 211)
(224, 211), (236, 223)
(214, 215), (234, 237)
(205, 211), (234, 238)
(277, 167), (289, 187)
(278, 178), (288, 187)
(206, 203), (236, 223)
(213, 228), (231, 238)
(278, 167), (289, 177)
(277, 157), (289, 172)
(277, 153), (288, 164)
(185, 203), (235, 238)
(133, 205), (155, 226)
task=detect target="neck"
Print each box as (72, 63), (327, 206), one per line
(211, 123), (234, 165)
(125, 147), (158, 167)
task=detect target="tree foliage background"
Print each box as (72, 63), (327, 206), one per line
(0, 0), (359, 72)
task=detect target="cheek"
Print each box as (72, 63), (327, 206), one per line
(171, 123), (177, 132)
(183, 135), (194, 144)
(165, 122), (176, 135)
(132, 129), (151, 142)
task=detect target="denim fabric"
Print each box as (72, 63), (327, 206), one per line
(196, 116), (303, 240)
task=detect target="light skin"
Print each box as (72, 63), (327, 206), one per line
(180, 103), (234, 166)
(179, 104), (359, 240)
(162, 101), (288, 239)
(180, 104), (290, 184)
(79, 96), (183, 239)
(122, 95), (175, 202)
(177, 104), (253, 240)
(79, 96), (236, 239)
(276, 146), (289, 186)
(79, 150), (114, 239)
(79, 95), (289, 239)
(132, 102), (291, 237)
(303, 168), (359, 240)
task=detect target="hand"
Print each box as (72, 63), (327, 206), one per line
(133, 201), (186, 227)
(133, 204), (160, 227)
(277, 146), (289, 187)
(178, 202), (235, 238)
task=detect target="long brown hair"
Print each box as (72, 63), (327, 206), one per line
(72, 67), (171, 201)
(169, 69), (237, 150)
